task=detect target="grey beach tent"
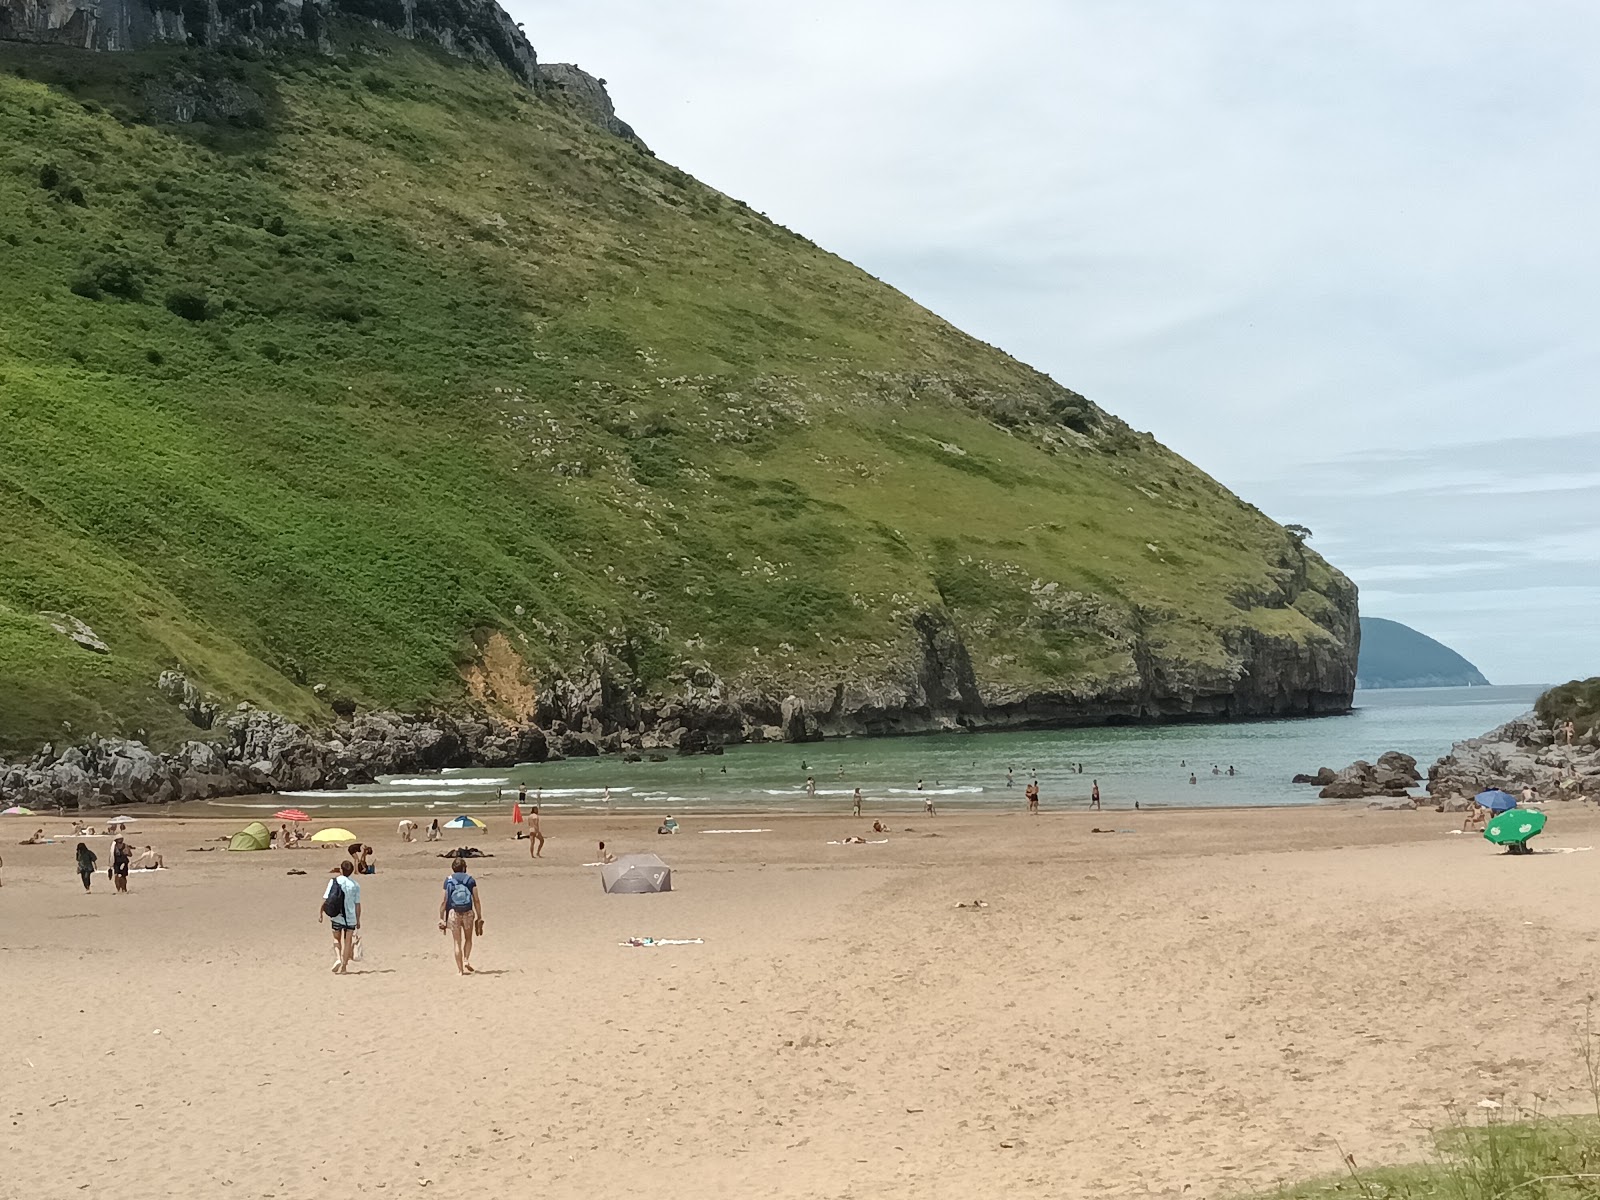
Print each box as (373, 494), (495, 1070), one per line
(601, 853), (673, 894)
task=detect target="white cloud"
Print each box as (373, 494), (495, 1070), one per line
(515, 0), (1600, 682)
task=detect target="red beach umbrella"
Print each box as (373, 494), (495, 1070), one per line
(274, 808), (311, 823)
(512, 802), (524, 824)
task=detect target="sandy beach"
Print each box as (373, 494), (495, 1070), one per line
(4, 802), (1598, 1199)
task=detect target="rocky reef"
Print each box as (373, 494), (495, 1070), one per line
(1426, 709), (1600, 805)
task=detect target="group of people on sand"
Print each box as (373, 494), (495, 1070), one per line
(397, 818), (449, 843)
(317, 842), (484, 977)
(11, 826), (163, 893)
(70, 836), (161, 893)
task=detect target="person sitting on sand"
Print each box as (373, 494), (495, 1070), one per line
(598, 841), (616, 865)
(427, 818), (441, 842)
(1462, 804), (1488, 833)
(657, 815), (678, 835)
(21, 828), (44, 845)
(75, 841), (97, 892)
(872, 821), (889, 834)
(131, 845), (163, 870)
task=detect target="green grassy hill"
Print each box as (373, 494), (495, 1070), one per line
(0, 30), (1357, 757)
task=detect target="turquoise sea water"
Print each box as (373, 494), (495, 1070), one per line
(234, 684), (1544, 817)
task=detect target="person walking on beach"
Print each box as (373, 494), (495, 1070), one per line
(75, 841), (97, 892)
(1006, 766), (1014, 788)
(1090, 780), (1101, 810)
(526, 805), (544, 858)
(924, 794), (937, 816)
(439, 856), (482, 975)
(852, 788), (862, 818)
(320, 861), (361, 974)
(110, 836), (131, 894)
(806, 776), (816, 796)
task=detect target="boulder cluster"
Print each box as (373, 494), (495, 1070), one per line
(1293, 751), (1422, 803)
(0, 706), (550, 810)
(1292, 709), (1600, 812)
(1426, 712), (1600, 806)
(0, 663), (833, 810)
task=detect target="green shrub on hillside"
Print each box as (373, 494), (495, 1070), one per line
(1536, 678), (1600, 737)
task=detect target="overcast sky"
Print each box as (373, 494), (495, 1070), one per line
(516, 0), (1599, 684)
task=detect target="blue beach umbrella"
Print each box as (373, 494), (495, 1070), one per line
(1475, 789), (1518, 813)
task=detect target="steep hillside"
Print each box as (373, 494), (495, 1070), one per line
(1355, 617), (1489, 689)
(0, 24), (1358, 766)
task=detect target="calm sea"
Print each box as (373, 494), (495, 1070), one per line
(228, 684), (1544, 817)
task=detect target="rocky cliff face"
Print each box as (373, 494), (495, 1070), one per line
(538, 62), (645, 148)
(0, 0), (538, 81)
(1427, 709), (1600, 802)
(2, 582), (1362, 809)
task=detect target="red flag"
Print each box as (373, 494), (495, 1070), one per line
(512, 802), (524, 824)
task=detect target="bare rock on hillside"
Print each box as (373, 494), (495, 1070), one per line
(41, 612), (109, 654)
(538, 63), (647, 149)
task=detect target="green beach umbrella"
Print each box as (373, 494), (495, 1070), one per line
(1484, 808), (1546, 846)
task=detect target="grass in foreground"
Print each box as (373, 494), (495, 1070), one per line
(1251, 1112), (1600, 1200)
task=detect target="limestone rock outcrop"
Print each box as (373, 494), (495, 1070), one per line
(0, 0), (539, 82)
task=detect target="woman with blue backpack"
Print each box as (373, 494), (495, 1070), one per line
(438, 856), (483, 975)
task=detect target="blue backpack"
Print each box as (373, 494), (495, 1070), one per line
(446, 874), (473, 911)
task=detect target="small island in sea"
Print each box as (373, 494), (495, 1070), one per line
(1356, 616), (1491, 689)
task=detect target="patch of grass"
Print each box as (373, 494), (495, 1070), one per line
(1244, 1112), (1600, 1200)
(0, 33), (1355, 754)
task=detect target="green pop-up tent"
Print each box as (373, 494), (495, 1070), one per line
(228, 821), (271, 852)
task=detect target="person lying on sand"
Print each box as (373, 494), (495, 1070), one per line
(437, 846), (492, 859)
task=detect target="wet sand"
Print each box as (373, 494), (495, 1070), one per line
(4, 803), (1597, 1199)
